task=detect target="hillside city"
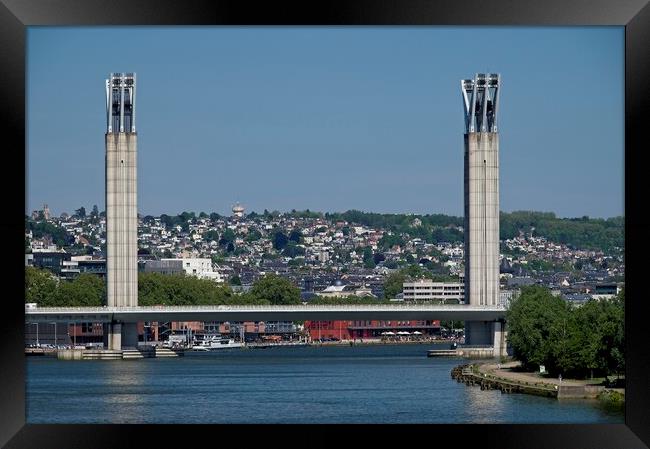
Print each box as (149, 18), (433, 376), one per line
(26, 202), (625, 307)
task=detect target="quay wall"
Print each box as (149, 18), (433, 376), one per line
(55, 347), (182, 360)
(557, 385), (606, 399)
(57, 349), (84, 360)
(451, 364), (558, 398)
(452, 363), (620, 401)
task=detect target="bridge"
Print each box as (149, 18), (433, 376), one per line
(25, 304), (506, 323)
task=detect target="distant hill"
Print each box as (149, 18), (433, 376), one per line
(500, 211), (623, 253)
(312, 209), (623, 253)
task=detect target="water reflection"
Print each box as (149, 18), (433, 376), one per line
(98, 360), (149, 423)
(462, 385), (508, 422)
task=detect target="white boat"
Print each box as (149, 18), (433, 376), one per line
(192, 335), (244, 350)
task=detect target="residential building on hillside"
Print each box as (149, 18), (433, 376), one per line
(163, 258), (223, 282)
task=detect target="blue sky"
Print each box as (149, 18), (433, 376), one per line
(27, 27), (624, 218)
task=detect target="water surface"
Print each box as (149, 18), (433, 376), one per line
(26, 343), (623, 424)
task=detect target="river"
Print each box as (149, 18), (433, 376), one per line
(26, 343), (623, 424)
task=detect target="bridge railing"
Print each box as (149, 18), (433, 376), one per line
(25, 304), (507, 313)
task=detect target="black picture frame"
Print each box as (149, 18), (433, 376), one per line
(2, 0), (649, 447)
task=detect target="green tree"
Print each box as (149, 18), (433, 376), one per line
(289, 229), (302, 243)
(506, 285), (625, 378)
(219, 228), (236, 247)
(441, 320), (465, 330)
(231, 292), (271, 305)
(75, 206), (86, 218)
(363, 247), (375, 269)
(592, 291), (625, 376)
(431, 227), (463, 244)
(27, 220), (71, 247)
(229, 275), (242, 286)
(283, 241), (305, 258)
(383, 260), (398, 269)
(138, 272), (232, 306)
(138, 272), (168, 306)
(273, 231), (289, 250)
(383, 272), (406, 299)
(506, 285), (571, 373)
(54, 274), (105, 306)
(249, 274), (301, 305)
(402, 264), (432, 279)
(178, 211), (196, 223)
(204, 230), (219, 242)
(25, 267), (58, 305)
(245, 229), (262, 242)
(378, 233), (404, 251)
(288, 257), (305, 267)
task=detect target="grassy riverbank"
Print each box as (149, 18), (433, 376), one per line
(456, 360), (625, 401)
(597, 389), (625, 411)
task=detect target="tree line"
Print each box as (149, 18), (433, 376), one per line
(25, 268), (302, 307)
(506, 285), (624, 379)
(25, 266), (429, 307)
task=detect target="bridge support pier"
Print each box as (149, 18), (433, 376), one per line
(465, 320), (507, 358)
(122, 322), (139, 349)
(493, 321), (507, 359)
(104, 322), (138, 350)
(104, 323), (121, 350)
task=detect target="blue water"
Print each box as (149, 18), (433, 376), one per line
(26, 344), (623, 424)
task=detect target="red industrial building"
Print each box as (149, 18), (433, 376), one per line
(304, 320), (441, 341)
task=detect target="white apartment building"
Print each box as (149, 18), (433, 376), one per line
(402, 280), (465, 302)
(162, 258), (223, 283)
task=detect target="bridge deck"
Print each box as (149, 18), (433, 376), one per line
(25, 304), (507, 323)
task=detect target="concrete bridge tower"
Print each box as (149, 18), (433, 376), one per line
(104, 73), (138, 349)
(461, 73), (505, 353)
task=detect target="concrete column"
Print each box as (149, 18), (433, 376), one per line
(122, 322), (139, 349)
(464, 133), (499, 307)
(465, 321), (493, 346)
(106, 322), (122, 350)
(493, 321), (505, 358)
(106, 132), (138, 308)
(103, 323), (110, 348)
